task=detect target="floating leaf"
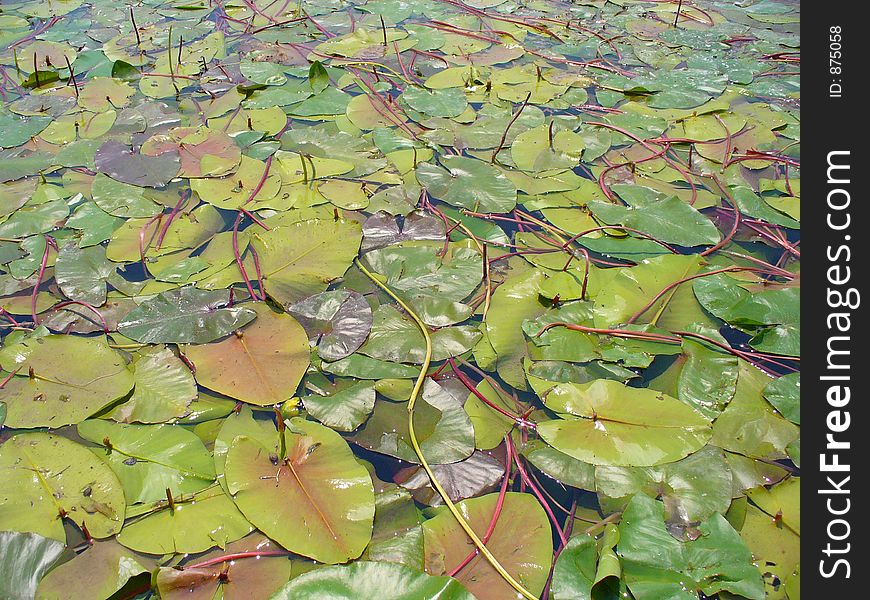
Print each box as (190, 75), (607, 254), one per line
(225, 418), (375, 564)
(110, 346), (197, 423)
(362, 483), (425, 569)
(551, 525), (622, 600)
(251, 218), (362, 305)
(352, 379), (475, 465)
(532, 378), (712, 466)
(416, 156), (517, 213)
(397, 450), (504, 505)
(54, 242), (115, 305)
(156, 534), (293, 600)
(116, 486), (252, 554)
(618, 493), (764, 600)
(288, 290), (372, 361)
(78, 77), (135, 112)
(0, 112), (51, 148)
(0, 531), (65, 600)
(94, 140), (180, 187)
(423, 492), (553, 600)
(118, 288), (257, 344)
(589, 197), (721, 247)
(763, 372), (800, 424)
(303, 380), (376, 432)
(190, 156), (280, 208)
(711, 362), (799, 460)
(0, 433), (125, 540)
(77, 419), (215, 504)
(0, 334), (134, 428)
(595, 446), (733, 538)
(184, 303), (308, 406)
(36, 539), (153, 600)
(141, 127), (242, 178)
(402, 86), (468, 118)
(271, 561), (476, 600)
(511, 124), (584, 173)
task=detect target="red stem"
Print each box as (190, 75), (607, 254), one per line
(0, 306), (20, 326)
(184, 550), (291, 570)
(448, 358), (534, 428)
(447, 442), (512, 577)
(155, 189), (191, 250)
(31, 237), (56, 326)
(49, 301), (110, 334)
(625, 266), (770, 324)
(507, 435), (570, 547)
(232, 212), (259, 301)
(1, 367), (22, 388)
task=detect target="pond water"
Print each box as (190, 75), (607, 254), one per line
(0, 1), (799, 599)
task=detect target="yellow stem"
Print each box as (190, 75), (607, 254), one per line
(354, 258), (537, 600)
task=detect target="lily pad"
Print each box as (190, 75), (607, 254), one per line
(271, 561), (476, 600)
(251, 218), (362, 305)
(94, 140), (181, 187)
(225, 418), (375, 564)
(110, 346), (197, 423)
(118, 288), (257, 344)
(423, 492), (553, 600)
(184, 303), (309, 406)
(0, 334), (134, 428)
(0, 433), (126, 540)
(618, 493), (764, 600)
(116, 486), (252, 554)
(416, 156), (517, 213)
(155, 534), (293, 600)
(0, 531), (65, 600)
(77, 419), (216, 504)
(288, 289), (373, 361)
(532, 378), (712, 467)
(36, 539), (154, 600)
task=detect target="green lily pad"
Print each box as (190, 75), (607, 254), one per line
(251, 218), (362, 305)
(0, 433), (126, 540)
(304, 380), (376, 432)
(110, 346), (197, 423)
(618, 493), (764, 600)
(116, 486), (252, 554)
(551, 526), (622, 600)
(532, 378), (712, 466)
(763, 372), (800, 424)
(589, 196), (721, 247)
(416, 156), (517, 213)
(54, 242), (115, 305)
(711, 361), (799, 460)
(77, 419), (216, 504)
(351, 379), (475, 465)
(117, 288), (257, 344)
(271, 561), (476, 600)
(225, 418), (375, 564)
(362, 483), (425, 569)
(595, 446), (733, 537)
(402, 86), (468, 118)
(0, 334), (134, 428)
(0, 531), (65, 600)
(0, 112), (52, 147)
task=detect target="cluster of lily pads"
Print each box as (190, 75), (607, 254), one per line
(0, 0), (799, 599)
